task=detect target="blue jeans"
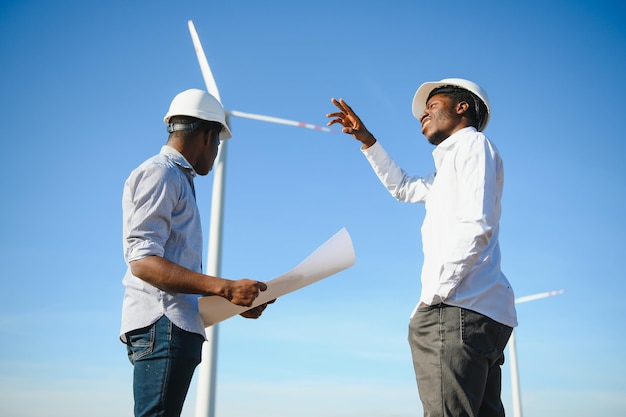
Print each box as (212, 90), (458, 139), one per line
(126, 315), (204, 417)
(408, 304), (512, 417)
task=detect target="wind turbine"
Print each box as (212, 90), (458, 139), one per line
(509, 289), (565, 417)
(186, 20), (334, 417)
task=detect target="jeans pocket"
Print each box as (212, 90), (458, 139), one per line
(126, 324), (155, 364)
(460, 308), (506, 358)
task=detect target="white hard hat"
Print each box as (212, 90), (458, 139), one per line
(164, 89), (232, 140)
(412, 78), (490, 131)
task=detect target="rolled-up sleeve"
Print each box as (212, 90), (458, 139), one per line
(123, 163), (180, 263)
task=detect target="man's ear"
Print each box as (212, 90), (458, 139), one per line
(456, 101), (470, 116)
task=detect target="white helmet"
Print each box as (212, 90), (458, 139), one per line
(412, 78), (490, 131)
(164, 89), (232, 140)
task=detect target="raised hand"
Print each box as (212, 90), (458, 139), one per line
(326, 98), (376, 148)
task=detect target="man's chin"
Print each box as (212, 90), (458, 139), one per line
(427, 134), (445, 146)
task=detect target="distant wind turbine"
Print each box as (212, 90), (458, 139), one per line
(510, 289), (565, 417)
(186, 20), (335, 417)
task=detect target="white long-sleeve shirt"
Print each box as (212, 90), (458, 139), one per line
(362, 127), (517, 327)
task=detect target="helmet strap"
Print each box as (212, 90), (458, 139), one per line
(166, 122), (201, 133)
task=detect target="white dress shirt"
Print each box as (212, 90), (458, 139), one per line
(362, 127), (517, 327)
(120, 145), (206, 342)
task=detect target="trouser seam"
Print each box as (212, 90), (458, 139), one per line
(439, 305), (445, 417)
(158, 318), (173, 416)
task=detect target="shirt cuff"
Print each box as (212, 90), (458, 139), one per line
(126, 240), (164, 262)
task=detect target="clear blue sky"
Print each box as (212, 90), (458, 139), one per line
(1, 0), (625, 416)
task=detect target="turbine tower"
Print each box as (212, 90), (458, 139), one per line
(510, 289), (565, 417)
(186, 20), (334, 417)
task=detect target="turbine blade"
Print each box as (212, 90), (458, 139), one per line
(515, 289), (565, 304)
(189, 21), (335, 134)
(188, 20), (222, 103)
(229, 110), (336, 133)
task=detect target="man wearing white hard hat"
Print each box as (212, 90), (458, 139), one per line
(328, 79), (517, 417)
(120, 89), (272, 417)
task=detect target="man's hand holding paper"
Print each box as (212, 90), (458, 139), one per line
(199, 228), (356, 327)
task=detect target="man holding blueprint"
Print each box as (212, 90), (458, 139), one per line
(120, 89), (273, 417)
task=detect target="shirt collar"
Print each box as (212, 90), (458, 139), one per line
(431, 126), (478, 170)
(435, 126), (477, 149)
(160, 145), (197, 177)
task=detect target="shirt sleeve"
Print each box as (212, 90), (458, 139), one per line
(437, 136), (500, 300)
(123, 163), (182, 263)
(362, 141), (434, 203)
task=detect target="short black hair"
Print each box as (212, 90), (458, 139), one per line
(427, 85), (487, 130)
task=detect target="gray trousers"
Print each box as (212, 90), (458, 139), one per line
(408, 304), (513, 417)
